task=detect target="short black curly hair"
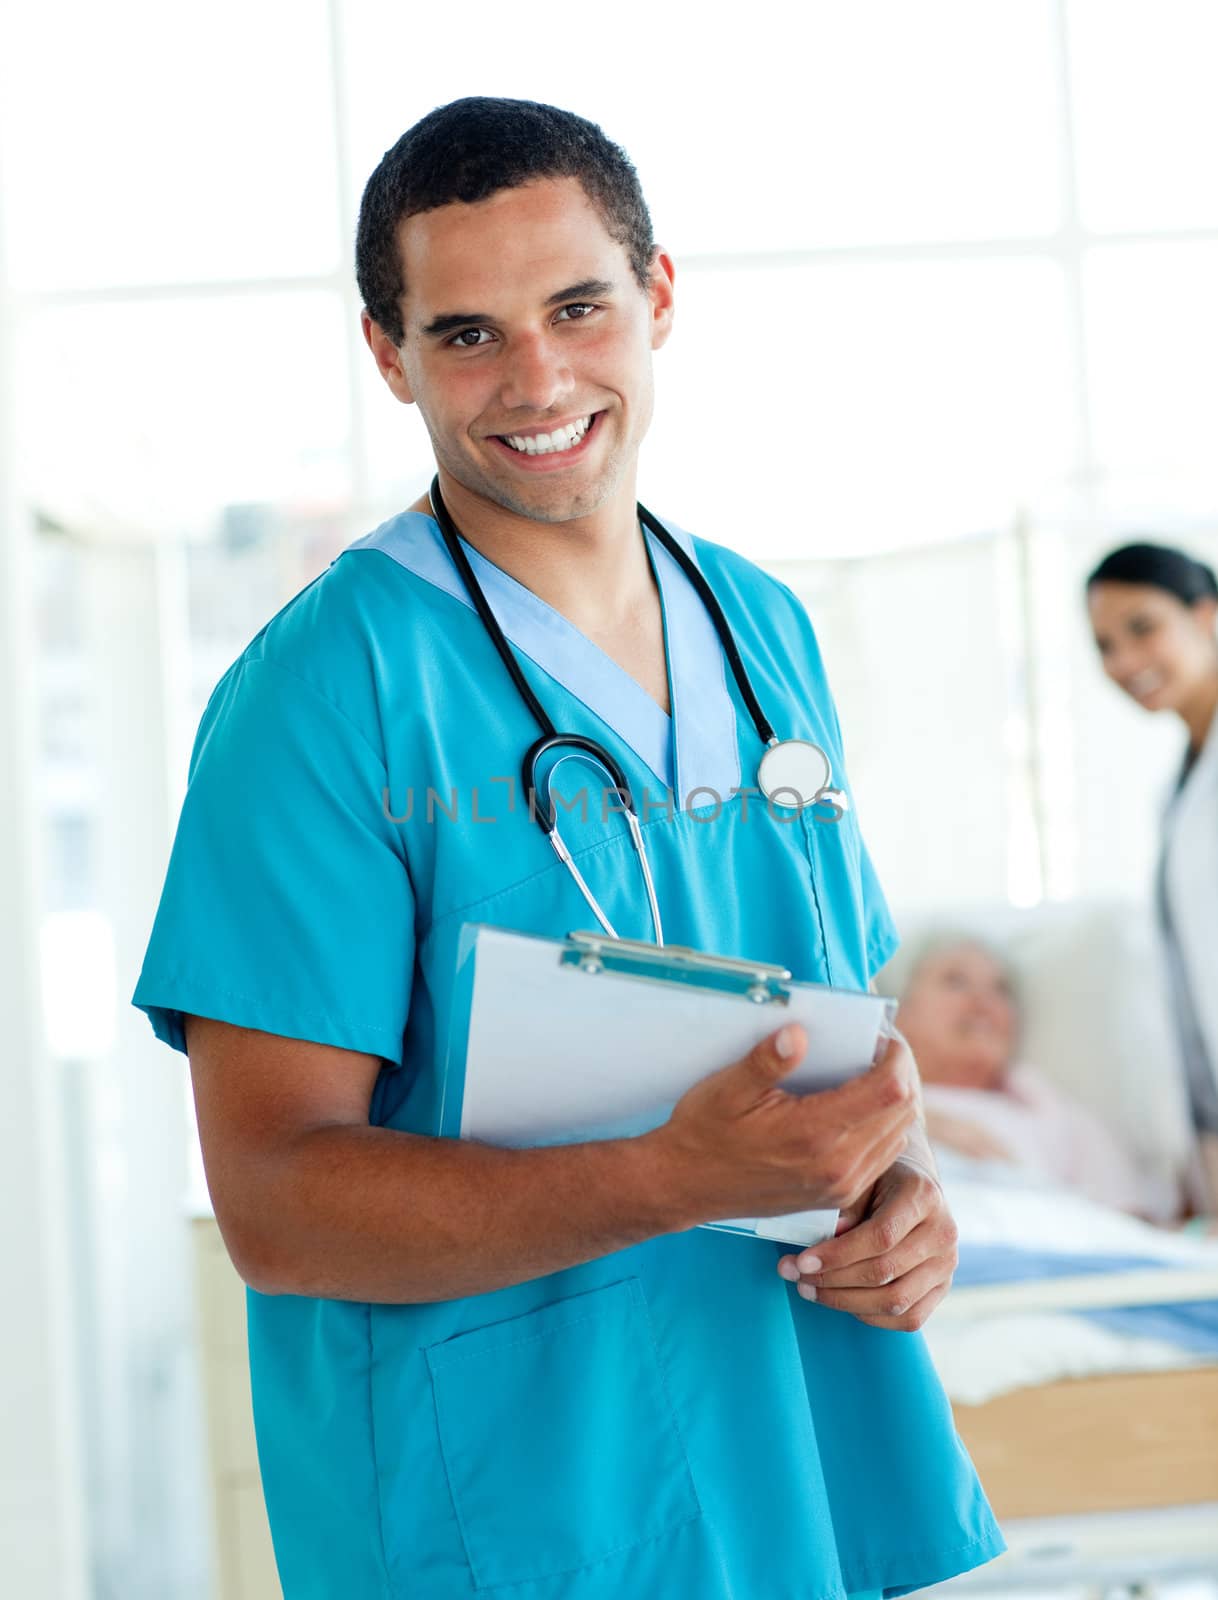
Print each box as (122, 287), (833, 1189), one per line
(355, 97), (656, 346)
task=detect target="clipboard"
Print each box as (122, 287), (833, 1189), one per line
(440, 924), (897, 1248)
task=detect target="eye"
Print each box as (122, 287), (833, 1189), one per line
(448, 327), (495, 348)
(555, 302), (598, 322)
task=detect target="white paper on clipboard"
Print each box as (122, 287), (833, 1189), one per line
(444, 925), (896, 1249)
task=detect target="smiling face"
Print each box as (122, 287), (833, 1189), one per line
(362, 175), (674, 527)
(896, 941), (1018, 1091)
(1088, 581), (1218, 717)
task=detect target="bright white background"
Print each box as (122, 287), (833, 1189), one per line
(3, 2), (1218, 1595)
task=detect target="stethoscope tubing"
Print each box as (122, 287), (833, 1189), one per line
(429, 476), (782, 787)
(427, 474), (811, 947)
(634, 503), (777, 749)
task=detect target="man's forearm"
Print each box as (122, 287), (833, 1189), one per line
(237, 1124), (689, 1303)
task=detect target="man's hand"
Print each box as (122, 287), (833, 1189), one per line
(776, 1158), (959, 1332)
(653, 1023), (919, 1228)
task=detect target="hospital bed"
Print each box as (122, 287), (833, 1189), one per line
(925, 1179), (1218, 1590)
(894, 899), (1218, 1591)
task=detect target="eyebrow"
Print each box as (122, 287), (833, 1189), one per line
(420, 279), (616, 339)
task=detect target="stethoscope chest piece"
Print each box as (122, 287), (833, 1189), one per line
(757, 738), (848, 812)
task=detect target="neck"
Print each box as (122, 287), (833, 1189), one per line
(1180, 670), (1218, 754)
(419, 469), (655, 634)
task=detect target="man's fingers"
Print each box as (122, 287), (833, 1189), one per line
(802, 1214), (945, 1290)
(814, 1115), (916, 1213)
(799, 1253), (953, 1328)
(795, 1072), (917, 1157)
(813, 1041), (917, 1125)
(807, 1176), (940, 1273)
(832, 1279), (952, 1334)
(864, 1122), (921, 1188)
(729, 1023), (808, 1096)
(731, 1024), (913, 1137)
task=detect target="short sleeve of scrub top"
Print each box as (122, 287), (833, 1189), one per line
(132, 516), (1003, 1600)
(133, 642), (415, 1068)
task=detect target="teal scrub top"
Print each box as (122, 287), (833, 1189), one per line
(133, 509), (1005, 1599)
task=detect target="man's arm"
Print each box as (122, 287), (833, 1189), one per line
(186, 1013), (918, 1304)
(190, 1017), (681, 1302)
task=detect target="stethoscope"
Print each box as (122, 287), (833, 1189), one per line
(429, 475), (848, 946)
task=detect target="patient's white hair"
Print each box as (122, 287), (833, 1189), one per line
(874, 928), (1022, 1016)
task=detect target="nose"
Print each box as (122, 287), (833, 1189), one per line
(498, 331), (574, 416)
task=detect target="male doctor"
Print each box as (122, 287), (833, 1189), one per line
(135, 97), (1002, 1597)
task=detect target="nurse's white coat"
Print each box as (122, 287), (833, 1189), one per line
(1161, 714), (1218, 1201)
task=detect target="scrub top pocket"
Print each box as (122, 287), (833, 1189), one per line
(425, 1277), (701, 1591)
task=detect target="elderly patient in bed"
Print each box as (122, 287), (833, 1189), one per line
(894, 934), (1172, 1220)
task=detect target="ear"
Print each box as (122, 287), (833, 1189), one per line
(647, 249), (676, 352)
(1194, 594), (1218, 636)
(361, 310), (415, 405)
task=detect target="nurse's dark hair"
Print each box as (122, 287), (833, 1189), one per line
(355, 97), (656, 346)
(1086, 541), (1218, 607)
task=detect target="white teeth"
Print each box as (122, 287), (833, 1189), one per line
(1129, 671), (1164, 694)
(503, 415), (592, 455)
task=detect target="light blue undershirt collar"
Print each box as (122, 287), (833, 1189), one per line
(343, 509), (742, 810)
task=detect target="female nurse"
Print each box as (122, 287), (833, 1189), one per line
(1086, 542), (1218, 1215)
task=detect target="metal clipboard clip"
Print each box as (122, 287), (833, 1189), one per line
(560, 930), (793, 1006)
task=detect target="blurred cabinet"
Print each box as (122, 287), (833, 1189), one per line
(191, 1217), (281, 1600)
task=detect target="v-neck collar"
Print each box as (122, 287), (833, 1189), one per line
(343, 508), (741, 809)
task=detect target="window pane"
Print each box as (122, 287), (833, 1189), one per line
(776, 543), (1016, 908)
(3, 0), (339, 290)
(1069, 0), (1218, 232)
(340, 0), (1062, 258)
(17, 291), (352, 534)
(639, 257), (1076, 558)
(185, 515), (355, 718)
(1084, 242), (1218, 486)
